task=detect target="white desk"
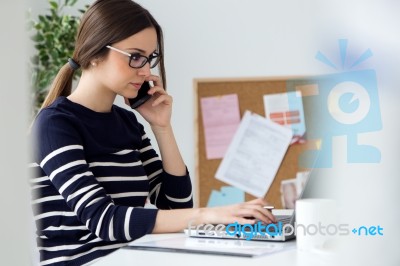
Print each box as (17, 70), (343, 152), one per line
(92, 233), (337, 266)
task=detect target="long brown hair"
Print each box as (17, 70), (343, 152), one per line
(40, 0), (166, 109)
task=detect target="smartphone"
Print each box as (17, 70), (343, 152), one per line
(128, 81), (152, 109)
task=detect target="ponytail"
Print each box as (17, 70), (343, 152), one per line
(40, 58), (79, 110)
(29, 59), (77, 132)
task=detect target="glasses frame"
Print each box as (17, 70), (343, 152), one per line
(106, 45), (160, 69)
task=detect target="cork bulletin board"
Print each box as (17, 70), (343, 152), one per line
(193, 77), (318, 208)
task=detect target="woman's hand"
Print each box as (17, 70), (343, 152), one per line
(201, 198), (277, 225)
(153, 198), (277, 234)
(126, 75), (172, 129)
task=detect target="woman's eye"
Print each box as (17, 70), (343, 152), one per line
(131, 54), (142, 61)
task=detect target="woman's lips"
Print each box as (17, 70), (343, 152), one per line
(130, 83), (142, 90)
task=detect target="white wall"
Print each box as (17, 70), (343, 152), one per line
(0, 0), (30, 265)
(28, 1), (400, 265)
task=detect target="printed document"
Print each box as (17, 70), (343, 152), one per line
(215, 111), (293, 198)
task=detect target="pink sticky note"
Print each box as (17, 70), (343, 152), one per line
(200, 94), (241, 159)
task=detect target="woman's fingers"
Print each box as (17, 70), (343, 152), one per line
(236, 208), (274, 224)
(146, 75), (162, 87)
(206, 199), (277, 226)
(236, 198), (276, 223)
(151, 93), (172, 107)
(234, 217), (258, 225)
(149, 85), (167, 96)
(144, 81), (170, 107)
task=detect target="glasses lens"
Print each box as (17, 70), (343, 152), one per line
(129, 54), (147, 68)
(149, 54), (161, 68)
(128, 53), (161, 69)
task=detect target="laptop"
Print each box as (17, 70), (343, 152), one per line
(185, 156), (321, 242)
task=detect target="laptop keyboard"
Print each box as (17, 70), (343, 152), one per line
(250, 215), (292, 226)
(274, 215), (292, 224)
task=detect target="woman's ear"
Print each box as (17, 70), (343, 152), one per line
(90, 56), (105, 67)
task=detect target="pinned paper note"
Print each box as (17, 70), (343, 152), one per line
(215, 111), (293, 198)
(263, 91), (306, 144)
(207, 186), (245, 207)
(200, 94), (241, 159)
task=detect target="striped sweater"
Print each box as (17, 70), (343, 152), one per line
(29, 96), (193, 266)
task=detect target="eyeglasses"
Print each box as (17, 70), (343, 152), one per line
(106, 45), (161, 69)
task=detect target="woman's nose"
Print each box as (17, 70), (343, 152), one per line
(138, 63), (151, 77)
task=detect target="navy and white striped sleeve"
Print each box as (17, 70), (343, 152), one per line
(33, 112), (158, 242)
(137, 124), (193, 209)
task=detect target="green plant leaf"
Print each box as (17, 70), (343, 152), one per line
(38, 15), (46, 23)
(28, 0), (87, 115)
(49, 1), (58, 10)
(70, 0), (78, 7)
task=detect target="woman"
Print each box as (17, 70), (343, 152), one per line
(29, 0), (276, 265)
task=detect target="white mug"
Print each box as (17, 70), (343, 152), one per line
(295, 198), (338, 252)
